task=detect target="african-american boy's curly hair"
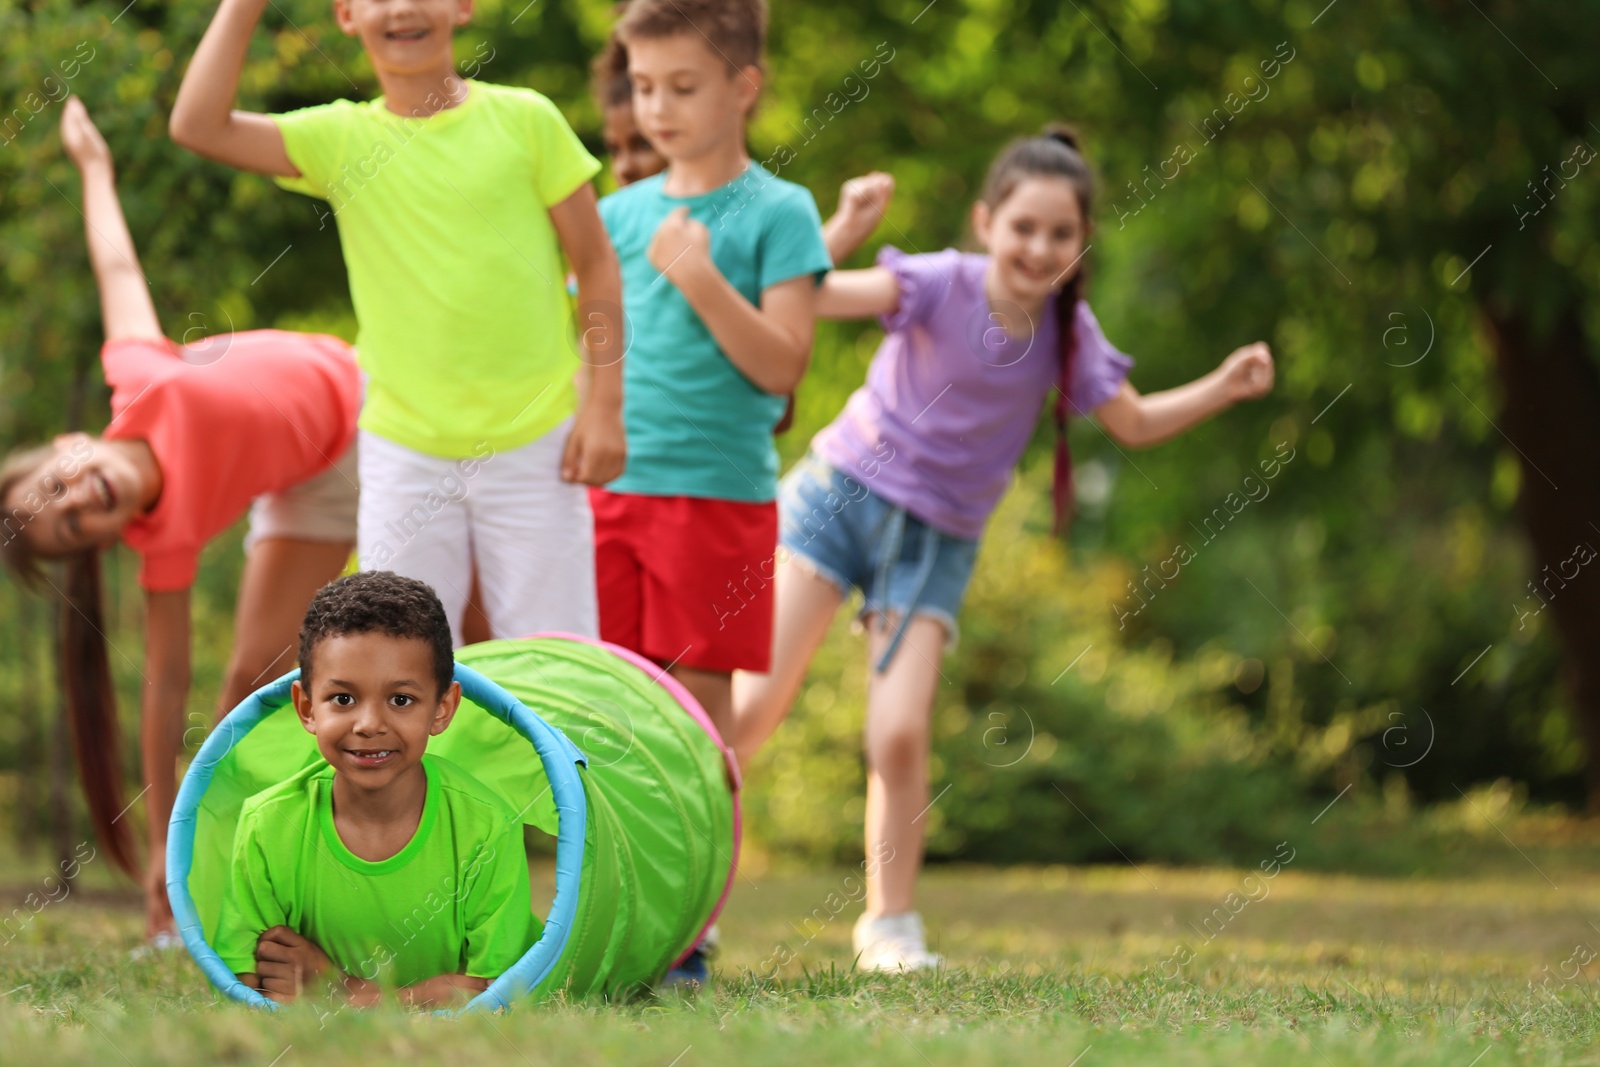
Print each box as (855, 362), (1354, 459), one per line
(298, 571), (454, 696)
(592, 28), (633, 108)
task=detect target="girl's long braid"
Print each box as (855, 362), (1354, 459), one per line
(1051, 266), (1087, 534)
(981, 123), (1095, 535)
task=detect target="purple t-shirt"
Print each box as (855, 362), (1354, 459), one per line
(811, 247), (1134, 540)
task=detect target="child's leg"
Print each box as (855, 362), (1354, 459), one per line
(461, 567), (492, 645)
(356, 430), (473, 644)
(471, 419), (599, 640)
(221, 538), (353, 714)
(730, 559), (846, 767)
(861, 614), (948, 917)
(673, 667), (734, 744)
(224, 437), (361, 710)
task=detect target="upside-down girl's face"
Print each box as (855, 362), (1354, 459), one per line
(6, 433), (145, 557)
(974, 176), (1089, 310)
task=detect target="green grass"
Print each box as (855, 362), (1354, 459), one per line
(3, 855), (1599, 1065)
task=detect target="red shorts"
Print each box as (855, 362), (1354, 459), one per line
(590, 489), (777, 673)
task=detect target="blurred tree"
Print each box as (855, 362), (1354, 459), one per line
(0, 0), (1592, 863)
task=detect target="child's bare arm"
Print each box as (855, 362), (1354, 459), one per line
(650, 207), (817, 394)
(822, 172), (895, 265)
(816, 267), (900, 322)
(396, 974), (491, 1009)
(1093, 342), (1275, 448)
(169, 0), (298, 176)
(60, 99), (163, 344)
(549, 184), (626, 485)
(140, 589), (192, 938)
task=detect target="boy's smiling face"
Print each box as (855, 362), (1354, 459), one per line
(334, 0), (473, 78)
(292, 631), (460, 793)
(626, 32), (760, 165)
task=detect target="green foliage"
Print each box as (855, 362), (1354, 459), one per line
(1, 0), (1594, 864)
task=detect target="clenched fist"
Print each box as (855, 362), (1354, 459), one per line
(837, 171), (895, 228)
(648, 206), (711, 278)
(1219, 341), (1274, 402)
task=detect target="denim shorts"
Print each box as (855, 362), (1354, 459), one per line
(778, 453), (979, 671)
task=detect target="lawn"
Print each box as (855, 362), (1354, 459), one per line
(2, 848), (1598, 1066)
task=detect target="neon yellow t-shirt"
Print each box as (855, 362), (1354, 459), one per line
(213, 754), (538, 987)
(271, 82), (600, 458)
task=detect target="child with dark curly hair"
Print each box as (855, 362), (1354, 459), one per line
(213, 571), (537, 1008)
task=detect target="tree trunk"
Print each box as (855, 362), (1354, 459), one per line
(1484, 299), (1600, 810)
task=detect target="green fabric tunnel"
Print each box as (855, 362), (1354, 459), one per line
(169, 634), (740, 1009)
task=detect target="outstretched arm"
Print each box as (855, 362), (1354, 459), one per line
(815, 266), (900, 321)
(140, 589), (191, 939)
(169, 0), (298, 176)
(1093, 341), (1275, 448)
(60, 99), (163, 344)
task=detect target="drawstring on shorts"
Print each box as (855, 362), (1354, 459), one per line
(870, 506), (942, 674)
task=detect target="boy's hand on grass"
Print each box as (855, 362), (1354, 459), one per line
(340, 974), (382, 1009)
(1218, 342), (1275, 402)
(648, 207), (712, 280)
(560, 399), (627, 485)
(60, 97), (113, 173)
(255, 926), (335, 1003)
(397, 974), (489, 1010)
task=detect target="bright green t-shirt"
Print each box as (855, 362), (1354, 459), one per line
(271, 82), (600, 458)
(598, 163), (832, 502)
(213, 754), (538, 987)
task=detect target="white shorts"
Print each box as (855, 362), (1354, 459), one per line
(244, 434), (360, 554)
(355, 421), (598, 647)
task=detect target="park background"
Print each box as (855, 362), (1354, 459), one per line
(1, 2), (1600, 1060)
(4, 0), (1596, 878)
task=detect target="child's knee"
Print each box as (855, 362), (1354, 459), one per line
(867, 720), (929, 777)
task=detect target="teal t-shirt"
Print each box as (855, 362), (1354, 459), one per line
(599, 163), (832, 502)
(213, 754), (538, 987)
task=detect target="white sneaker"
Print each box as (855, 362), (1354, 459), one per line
(128, 929), (184, 961)
(851, 911), (943, 972)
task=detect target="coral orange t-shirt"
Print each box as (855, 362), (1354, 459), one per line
(102, 330), (362, 592)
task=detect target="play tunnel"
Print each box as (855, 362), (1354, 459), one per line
(167, 634), (740, 1011)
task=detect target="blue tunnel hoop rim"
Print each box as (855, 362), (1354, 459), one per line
(166, 662), (589, 1014)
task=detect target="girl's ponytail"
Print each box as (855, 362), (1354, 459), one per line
(981, 122), (1096, 534)
(1043, 123), (1079, 152)
(60, 550), (139, 879)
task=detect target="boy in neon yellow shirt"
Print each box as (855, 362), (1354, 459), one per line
(213, 571), (536, 1008)
(171, 0), (625, 646)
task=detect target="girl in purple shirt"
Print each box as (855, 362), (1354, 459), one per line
(732, 127), (1276, 971)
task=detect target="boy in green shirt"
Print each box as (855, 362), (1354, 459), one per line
(171, 0), (625, 647)
(214, 571), (536, 1008)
